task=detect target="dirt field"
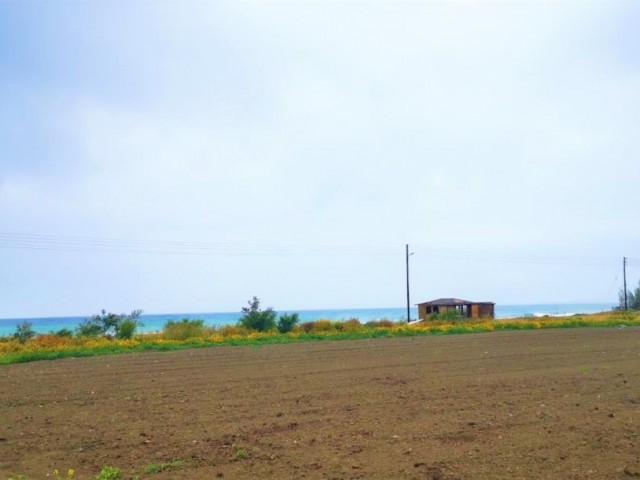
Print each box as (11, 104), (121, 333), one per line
(1, 328), (639, 480)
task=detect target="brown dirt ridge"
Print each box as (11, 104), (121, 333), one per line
(1, 327), (639, 479)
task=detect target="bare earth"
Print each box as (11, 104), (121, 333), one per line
(1, 328), (639, 480)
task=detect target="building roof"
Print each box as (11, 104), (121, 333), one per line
(417, 298), (471, 306)
(416, 298), (494, 306)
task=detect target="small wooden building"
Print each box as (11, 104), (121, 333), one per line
(417, 298), (495, 320)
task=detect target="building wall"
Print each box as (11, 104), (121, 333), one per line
(477, 304), (494, 318)
(418, 303), (495, 320)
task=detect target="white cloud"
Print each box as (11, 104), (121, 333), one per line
(0, 1), (639, 316)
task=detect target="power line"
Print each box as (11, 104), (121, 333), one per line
(0, 231), (636, 266)
(0, 232), (396, 256)
(412, 245), (633, 267)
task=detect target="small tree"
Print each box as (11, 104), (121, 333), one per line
(238, 296), (277, 332)
(76, 317), (104, 337)
(77, 309), (143, 338)
(277, 313), (299, 333)
(619, 281), (640, 310)
(116, 318), (139, 339)
(14, 321), (36, 343)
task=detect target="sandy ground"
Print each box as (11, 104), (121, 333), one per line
(1, 327), (639, 479)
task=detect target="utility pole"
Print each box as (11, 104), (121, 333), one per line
(623, 256), (628, 310)
(406, 244), (411, 323)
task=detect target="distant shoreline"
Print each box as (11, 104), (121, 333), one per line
(0, 303), (614, 337)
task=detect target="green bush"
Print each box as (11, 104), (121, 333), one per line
(238, 296), (276, 332)
(365, 319), (396, 329)
(94, 465), (120, 480)
(14, 321), (36, 343)
(277, 313), (299, 333)
(53, 328), (74, 337)
(76, 318), (104, 337)
(217, 324), (249, 337)
(76, 310), (143, 338)
(115, 319), (138, 339)
(311, 319), (335, 332)
(299, 321), (316, 333)
(162, 319), (206, 340)
(334, 318), (362, 332)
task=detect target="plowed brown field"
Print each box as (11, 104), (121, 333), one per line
(1, 327), (639, 479)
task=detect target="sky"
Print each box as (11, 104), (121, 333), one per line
(1, 1), (639, 318)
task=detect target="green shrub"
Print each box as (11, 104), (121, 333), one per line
(115, 319), (138, 339)
(53, 328), (74, 337)
(277, 313), (299, 333)
(162, 319), (205, 340)
(311, 319), (335, 332)
(238, 296), (276, 332)
(299, 321), (316, 333)
(94, 465), (120, 480)
(76, 310), (143, 338)
(14, 321), (35, 343)
(217, 324), (249, 337)
(335, 318), (362, 332)
(76, 319), (104, 337)
(365, 319), (395, 329)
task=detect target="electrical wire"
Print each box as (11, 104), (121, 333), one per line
(0, 231), (636, 266)
(0, 232), (396, 256)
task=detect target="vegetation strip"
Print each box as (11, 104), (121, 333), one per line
(1, 311), (638, 365)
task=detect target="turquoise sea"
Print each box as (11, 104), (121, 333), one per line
(0, 303), (615, 337)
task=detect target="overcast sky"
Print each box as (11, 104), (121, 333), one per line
(1, 1), (639, 318)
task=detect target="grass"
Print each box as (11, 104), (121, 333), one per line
(143, 460), (185, 474)
(234, 448), (247, 460)
(1, 311), (639, 365)
(93, 466), (120, 480)
(4, 461), (187, 480)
